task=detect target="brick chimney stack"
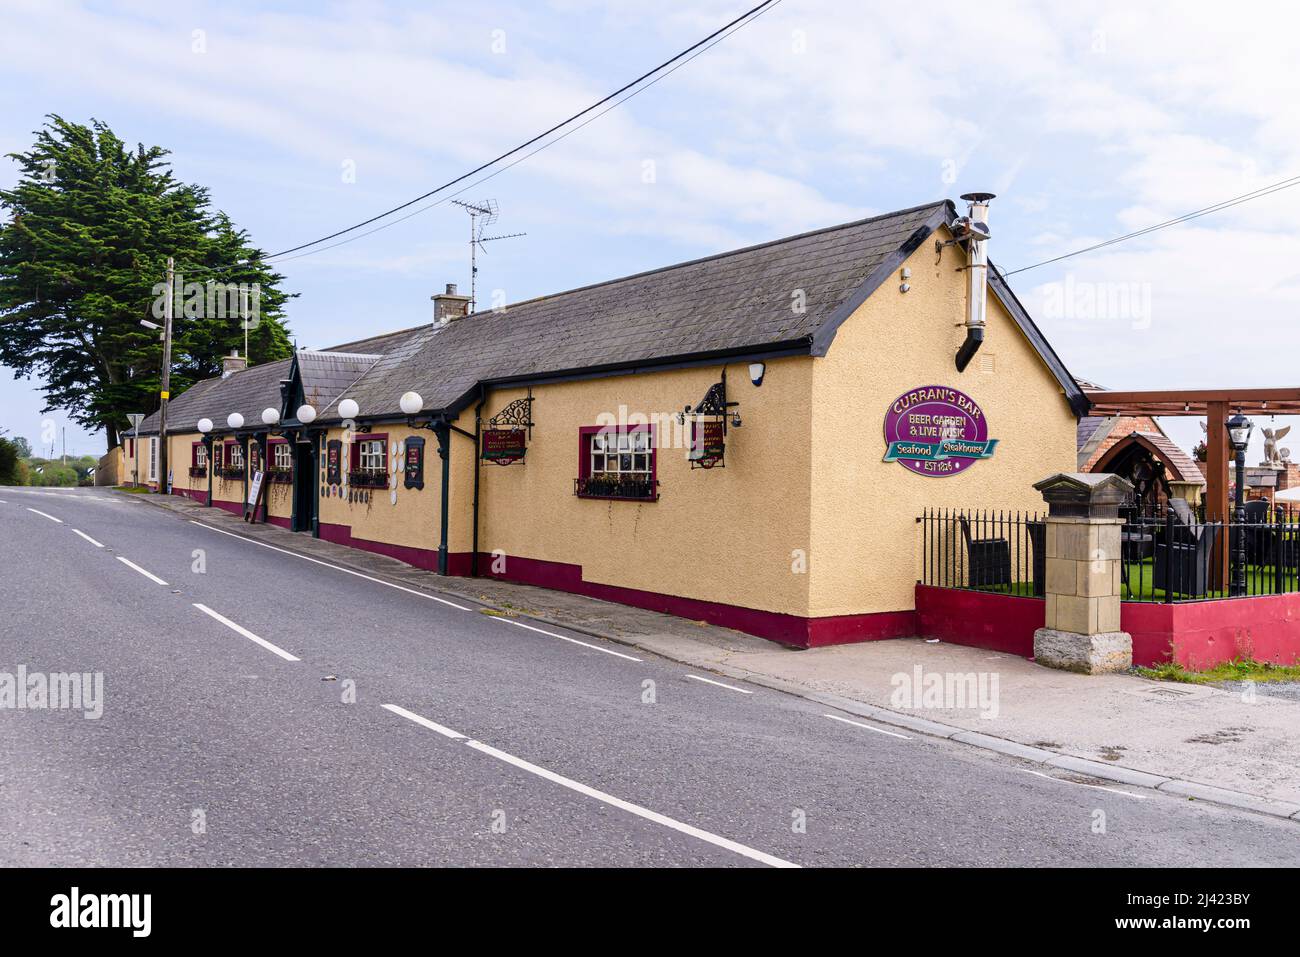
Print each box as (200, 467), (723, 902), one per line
(432, 283), (473, 323)
(222, 350), (248, 378)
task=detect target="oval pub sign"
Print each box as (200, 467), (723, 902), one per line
(883, 385), (998, 477)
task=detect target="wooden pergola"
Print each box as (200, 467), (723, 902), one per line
(1083, 387), (1300, 588)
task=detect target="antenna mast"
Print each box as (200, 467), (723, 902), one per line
(451, 198), (525, 312)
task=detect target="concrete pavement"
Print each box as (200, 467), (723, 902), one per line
(1, 486), (1297, 866)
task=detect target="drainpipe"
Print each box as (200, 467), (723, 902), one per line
(955, 192), (995, 373)
(471, 389), (485, 577)
(434, 418), (451, 575)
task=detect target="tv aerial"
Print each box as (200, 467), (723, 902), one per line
(451, 198), (525, 313)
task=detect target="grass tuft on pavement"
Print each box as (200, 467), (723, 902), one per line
(1137, 656), (1300, 684)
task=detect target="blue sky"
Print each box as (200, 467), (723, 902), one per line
(3, 0), (1298, 463)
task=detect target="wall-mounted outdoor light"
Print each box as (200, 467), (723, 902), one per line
(399, 391), (423, 416)
(197, 418), (213, 434)
(227, 412), (244, 429)
(748, 362), (766, 387)
(296, 404), (317, 424)
(261, 407), (280, 426)
(338, 398), (359, 420)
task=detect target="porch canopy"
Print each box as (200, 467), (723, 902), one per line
(1084, 387), (1300, 588)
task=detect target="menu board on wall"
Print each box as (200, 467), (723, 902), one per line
(404, 436), (425, 490)
(327, 439), (342, 485)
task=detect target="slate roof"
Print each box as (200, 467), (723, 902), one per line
(142, 199), (1089, 432)
(330, 201), (956, 418)
(1138, 431), (1205, 485)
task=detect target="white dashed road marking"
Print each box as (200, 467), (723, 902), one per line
(116, 556), (168, 585)
(494, 616), (642, 661)
(384, 703), (798, 868)
(193, 603), (300, 662)
(686, 674), (753, 694)
(72, 529), (104, 548)
(823, 713), (912, 740)
(1020, 769), (1150, 800)
(25, 508), (62, 524)
(191, 520), (472, 610)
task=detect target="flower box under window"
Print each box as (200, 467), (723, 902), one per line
(188, 466), (208, 478)
(574, 475), (659, 501)
(219, 466), (245, 480)
(268, 469), (292, 485)
(348, 468), (389, 489)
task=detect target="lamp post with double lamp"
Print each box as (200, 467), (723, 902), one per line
(197, 418), (214, 506)
(1227, 412), (1253, 597)
(400, 391), (451, 575)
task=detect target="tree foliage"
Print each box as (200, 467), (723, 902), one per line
(0, 116), (294, 449)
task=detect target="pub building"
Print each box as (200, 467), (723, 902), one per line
(132, 196), (1086, 648)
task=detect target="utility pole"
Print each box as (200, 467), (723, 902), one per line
(157, 256), (175, 494)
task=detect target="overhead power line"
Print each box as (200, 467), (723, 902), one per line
(262, 0), (781, 263)
(1004, 173), (1300, 277)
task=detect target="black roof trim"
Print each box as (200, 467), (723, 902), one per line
(986, 261), (1090, 417)
(810, 202), (955, 357)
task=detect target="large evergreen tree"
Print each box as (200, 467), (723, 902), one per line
(0, 116), (293, 448)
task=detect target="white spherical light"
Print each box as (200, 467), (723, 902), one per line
(296, 404), (317, 424)
(227, 412), (244, 429)
(338, 398), (359, 420)
(197, 418), (213, 434)
(261, 407), (280, 426)
(399, 391), (423, 416)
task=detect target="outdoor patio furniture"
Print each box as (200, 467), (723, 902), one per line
(959, 516), (1011, 589)
(1153, 520), (1221, 598)
(1243, 499), (1272, 566)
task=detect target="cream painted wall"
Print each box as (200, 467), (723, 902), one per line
(475, 359), (815, 615)
(808, 230), (1078, 617)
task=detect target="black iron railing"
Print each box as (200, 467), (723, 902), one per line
(917, 509), (1046, 597)
(918, 503), (1300, 603)
(574, 475), (659, 501)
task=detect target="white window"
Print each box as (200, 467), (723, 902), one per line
(195, 445), (208, 468)
(590, 429), (651, 478)
(228, 444), (244, 469)
(274, 443), (292, 470)
(148, 437), (158, 481)
(359, 439), (385, 472)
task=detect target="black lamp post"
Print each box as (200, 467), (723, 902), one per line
(197, 418), (215, 507)
(1227, 412), (1253, 597)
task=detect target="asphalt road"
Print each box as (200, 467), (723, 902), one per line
(1, 487), (1297, 867)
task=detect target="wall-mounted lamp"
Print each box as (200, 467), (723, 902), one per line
(731, 413), (742, 428)
(297, 404), (317, 424)
(748, 362), (766, 387)
(261, 407), (280, 426)
(227, 412), (245, 430)
(338, 398), (359, 420)
(197, 418), (213, 434)
(399, 391), (424, 416)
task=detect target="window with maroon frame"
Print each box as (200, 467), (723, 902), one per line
(268, 440), (292, 483)
(349, 433), (389, 488)
(190, 441), (208, 478)
(575, 425), (658, 501)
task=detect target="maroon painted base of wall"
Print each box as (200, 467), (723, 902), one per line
(317, 522), (475, 577)
(915, 585), (1043, 657)
(476, 554), (912, 648)
(1124, 595), (1300, 669)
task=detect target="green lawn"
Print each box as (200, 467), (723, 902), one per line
(964, 560), (1298, 601)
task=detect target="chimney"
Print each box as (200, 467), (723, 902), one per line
(432, 283), (473, 323)
(222, 350), (248, 378)
(954, 192), (995, 373)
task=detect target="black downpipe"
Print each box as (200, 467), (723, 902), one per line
(955, 325), (984, 373)
(470, 391), (485, 578)
(434, 420), (451, 575)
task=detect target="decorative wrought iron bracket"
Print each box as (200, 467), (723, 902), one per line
(488, 389), (535, 439)
(677, 371), (739, 435)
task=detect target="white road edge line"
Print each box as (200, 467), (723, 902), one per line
(464, 737), (798, 869)
(686, 674), (753, 695)
(1020, 769), (1150, 800)
(494, 617), (642, 661)
(116, 556), (168, 585)
(72, 529), (104, 548)
(193, 603), (300, 662)
(25, 507), (62, 524)
(381, 704), (466, 739)
(190, 520), (472, 611)
(823, 713), (912, 740)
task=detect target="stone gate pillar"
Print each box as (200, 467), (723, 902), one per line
(1032, 472), (1134, 674)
